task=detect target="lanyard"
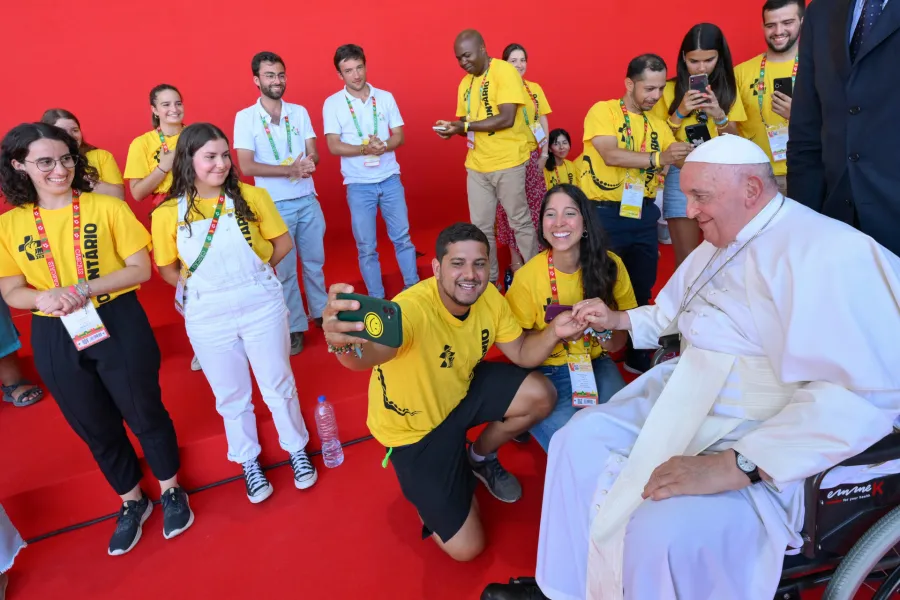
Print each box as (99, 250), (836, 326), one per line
(619, 100), (650, 173)
(547, 251), (591, 353)
(186, 191), (227, 274)
(757, 53), (799, 118)
(32, 190), (86, 288)
(261, 113), (293, 162)
(345, 94), (378, 141)
(466, 60), (492, 120)
(521, 80), (540, 126)
(156, 127), (174, 154)
(554, 163), (572, 186)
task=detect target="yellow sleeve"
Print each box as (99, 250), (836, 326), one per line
(657, 117), (678, 150)
(395, 296), (420, 358)
(533, 82), (552, 115)
(243, 185), (288, 240)
(123, 135), (151, 180)
(495, 63), (527, 106)
(491, 287), (524, 344)
(0, 217), (22, 278)
(609, 252), (638, 311)
(584, 103), (616, 142)
(149, 200), (179, 267)
(651, 83), (675, 121)
(111, 198), (152, 260)
(504, 272), (540, 330)
(456, 78), (468, 118)
(90, 150), (124, 185)
(727, 89), (748, 123)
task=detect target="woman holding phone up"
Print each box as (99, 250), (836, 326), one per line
(151, 123), (317, 504)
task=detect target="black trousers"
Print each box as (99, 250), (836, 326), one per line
(31, 291), (180, 495)
(594, 199), (660, 307)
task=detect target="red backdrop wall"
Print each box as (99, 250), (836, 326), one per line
(0, 1), (764, 235)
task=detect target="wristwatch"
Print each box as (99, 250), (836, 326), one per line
(734, 451), (761, 484)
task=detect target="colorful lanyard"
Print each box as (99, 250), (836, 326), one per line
(757, 53), (799, 117)
(619, 100), (650, 172)
(345, 94), (378, 141)
(186, 191), (227, 274)
(33, 191), (86, 288)
(553, 163), (573, 186)
(521, 80), (540, 127)
(466, 60), (492, 120)
(547, 251), (591, 353)
(261, 113), (293, 162)
(156, 127), (175, 154)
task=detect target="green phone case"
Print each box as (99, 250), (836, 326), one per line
(336, 293), (403, 348)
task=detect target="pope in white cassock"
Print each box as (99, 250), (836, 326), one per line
(490, 134), (900, 600)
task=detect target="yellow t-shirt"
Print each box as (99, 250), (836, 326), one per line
(579, 99), (676, 201)
(735, 54), (796, 176)
(455, 59), (532, 173)
(123, 130), (181, 194)
(651, 80), (747, 143)
(523, 79), (552, 152)
(85, 149), (124, 185)
(0, 193), (151, 316)
(150, 183), (288, 267)
(366, 278), (523, 447)
(544, 158), (580, 189)
(506, 250), (637, 367)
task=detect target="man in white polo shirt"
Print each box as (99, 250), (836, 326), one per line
(234, 51), (327, 355)
(322, 44), (419, 299)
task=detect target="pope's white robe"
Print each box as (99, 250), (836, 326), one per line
(535, 196), (900, 600)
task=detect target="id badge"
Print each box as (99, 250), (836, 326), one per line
(568, 353), (600, 407)
(174, 276), (186, 316)
(767, 125), (789, 162)
(467, 130), (476, 149)
(532, 123), (547, 147)
(281, 156), (299, 182)
(619, 173), (645, 220)
(363, 156), (381, 168)
(60, 302), (110, 351)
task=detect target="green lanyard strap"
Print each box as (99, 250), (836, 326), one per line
(345, 94), (379, 140)
(465, 60), (492, 120)
(260, 113), (293, 162)
(186, 191), (226, 274)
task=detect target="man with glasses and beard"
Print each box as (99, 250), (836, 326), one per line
(735, 0), (805, 196)
(233, 51), (326, 355)
(321, 223), (585, 562)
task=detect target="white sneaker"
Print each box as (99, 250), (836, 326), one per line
(241, 459), (274, 504)
(290, 449), (318, 490)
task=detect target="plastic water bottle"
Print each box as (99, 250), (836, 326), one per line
(314, 396), (344, 468)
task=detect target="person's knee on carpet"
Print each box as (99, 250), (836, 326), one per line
(431, 499), (486, 562)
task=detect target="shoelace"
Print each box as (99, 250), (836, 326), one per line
(290, 451), (313, 475)
(114, 500), (142, 533)
(242, 461), (269, 493)
(481, 455), (510, 482)
(161, 488), (185, 513)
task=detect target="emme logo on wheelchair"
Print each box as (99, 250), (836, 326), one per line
(826, 481), (886, 504)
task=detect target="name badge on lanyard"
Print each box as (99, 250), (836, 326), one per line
(466, 63), (491, 151)
(532, 123), (547, 147)
(757, 52), (796, 163)
(34, 192), (110, 350)
(767, 125), (789, 162)
(346, 95), (382, 167)
(620, 172), (645, 220)
(466, 130), (476, 149)
(174, 192), (227, 316)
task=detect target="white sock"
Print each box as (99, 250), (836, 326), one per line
(469, 444), (486, 463)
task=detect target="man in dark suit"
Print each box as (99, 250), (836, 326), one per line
(788, 0), (900, 255)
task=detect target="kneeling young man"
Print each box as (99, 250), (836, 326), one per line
(323, 223), (586, 561)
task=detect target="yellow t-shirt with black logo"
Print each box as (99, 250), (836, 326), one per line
(506, 250), (638, 367)
(523, 79), (552, 152)
(735, 54), (796, 176)
(455, 59), (532, 173)
(544, 158), (580, 189)
(0, 193), (151, 316)
(85, 149), (124, 185)
(367, 278), (523, 447)
(579, 99), (676, 201)
(123, 130), (181, 194)
(150, 182), (288, 267)
(650, 80), (747, 143)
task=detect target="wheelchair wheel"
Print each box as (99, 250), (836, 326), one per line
(822, 504), (900, 599)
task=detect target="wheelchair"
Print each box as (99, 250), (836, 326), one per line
(651, 338), (900, 600)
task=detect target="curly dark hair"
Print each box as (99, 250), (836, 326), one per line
(538, 184), (619, 310)
(0, 123), (98, 207)
(154, 122), (256, 235)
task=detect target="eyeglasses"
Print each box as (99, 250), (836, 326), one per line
(24, 154), (79, 172)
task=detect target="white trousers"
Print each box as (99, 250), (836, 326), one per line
(0, 504), (24, 573)
(536, 389), (802, 600)
(185, 275), (310, 463)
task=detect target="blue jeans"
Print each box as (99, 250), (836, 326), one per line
(595, 200), (660, 307)
(530, 356), (625, 452)
(346, 174), (419, 298)
(273, 194), (327, 333)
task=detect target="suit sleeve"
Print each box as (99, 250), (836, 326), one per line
(786, 1), (827, 210)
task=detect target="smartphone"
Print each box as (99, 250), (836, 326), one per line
(544, 303), (573, 323)
(773, 77), (793, 98)
(336, 293), (403, 348)
(432, 126), (449, 132)
(689, 73), (709, 92)
(685, 124), (712, 147)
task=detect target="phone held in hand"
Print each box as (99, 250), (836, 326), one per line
(773, 77), (794, 99)
(544, 303), (573, 323)
(685, 124), (712, 147)
(336, 293), (404, 348)
(432, 126), (449, 132)
(689, 73), (709, 93)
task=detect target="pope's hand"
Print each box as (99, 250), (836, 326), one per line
(571, 298), (618, 330)
(322, 283), (367, 347)
(641, 450), (752, 501)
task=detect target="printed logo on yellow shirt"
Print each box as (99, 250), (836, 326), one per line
(439, 344), (456, 368)
(582, 156), (622, 192)
(464, 83), (497, 136)
(374, 366), (421, 417)
(17, 236), (44, 261)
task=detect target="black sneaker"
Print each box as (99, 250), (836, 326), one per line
(481, 578), (549, 600)
(468, 447), (523, 503)
(161, 487), (194, 540)
(242, 459), (274, 504)
(289, 449), (318, 490)
(290, 332), (304, 356)
(108, 494), (152, 556)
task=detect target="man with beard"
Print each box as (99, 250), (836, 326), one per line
(233, 51), (326, 355)
(322, 222), (584, 562)
(322, 44), (419, 299)
(735, 0), (804, 195)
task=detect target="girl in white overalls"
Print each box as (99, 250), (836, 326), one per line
(151, 123), (317, 504)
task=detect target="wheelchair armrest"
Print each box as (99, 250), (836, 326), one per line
(838, 431), (900, 467)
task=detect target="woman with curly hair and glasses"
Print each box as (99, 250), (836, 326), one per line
(150, 122), (317, 504)
(0, 122), (193, 556)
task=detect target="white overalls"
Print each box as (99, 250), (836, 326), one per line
(176, 194), (309, 463)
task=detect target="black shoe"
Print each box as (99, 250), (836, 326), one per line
(481, 578), (548, 600)
(468, 446), (522, 503)
(504, 267), (514, 291)
(289, 449), (318, 490)
(161, 486), (194, 540)
(242, 459), (274, 504)
(623, 347), (652, 375)
(290, 332), (304, 356)
(108, 494), (152, 556)
(512, 432), (530, 444)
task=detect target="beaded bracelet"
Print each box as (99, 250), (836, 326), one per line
(591, 329), (614, 343)
(328, 343), (362, 358)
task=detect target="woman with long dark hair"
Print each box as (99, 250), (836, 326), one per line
(652, 23), (746, 267)
(150, 123), (317, 504)
(543, 129), (580, 190)
(0, 122), (193, 556)
(40, 109), (125, 200)
(124, 84), (184, 206)
(505, 184), (637, 451)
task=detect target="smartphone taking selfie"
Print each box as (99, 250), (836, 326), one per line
(689, 74), (709, 93)
(336, 293), (404, 348)
(773, 77), (793, 99)
(685, 124), (712, 147)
